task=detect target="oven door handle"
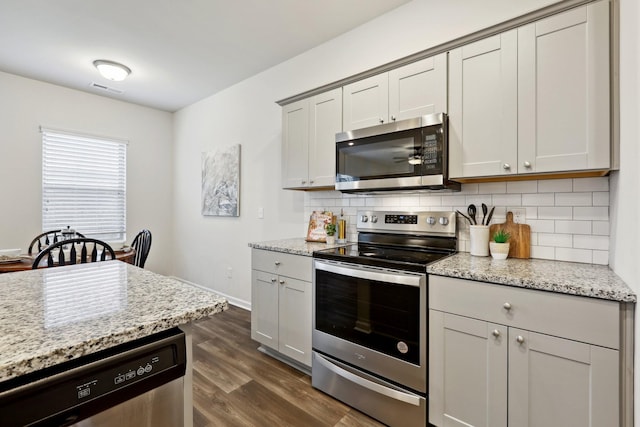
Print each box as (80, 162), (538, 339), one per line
(314, 260), (423, 287)
(314, 353), (421, 406)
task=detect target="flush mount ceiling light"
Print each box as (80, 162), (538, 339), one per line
(93, 60), (131, 82)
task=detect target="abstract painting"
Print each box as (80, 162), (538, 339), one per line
(201, 144), (240, 216)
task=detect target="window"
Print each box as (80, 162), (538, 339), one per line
(41, 128), (127, 241)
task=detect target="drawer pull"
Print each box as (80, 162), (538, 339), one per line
(503, 302), (512, 311)
(279, 279), (285, 285)
(271, 278), (277, 283)
(516, 335), (525, 344)
(274, 261), (281, 266)
(492, 329), (501, 338)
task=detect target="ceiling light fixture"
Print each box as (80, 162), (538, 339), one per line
(93, 60), (131, 82)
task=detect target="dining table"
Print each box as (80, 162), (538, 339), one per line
(0, 247), (136, 274)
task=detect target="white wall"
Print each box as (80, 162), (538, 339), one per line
(171, 0), (561, 306)
(0, 71), (175, 275)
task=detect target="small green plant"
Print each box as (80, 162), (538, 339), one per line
(325, 223), (337, 236)
(493, 229), (510, 243)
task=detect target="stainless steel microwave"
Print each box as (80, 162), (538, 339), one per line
(335, 113), (460, 192)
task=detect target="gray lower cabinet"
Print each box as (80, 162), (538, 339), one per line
(429, 275), (621, 427)
(250, 249), (312, 367)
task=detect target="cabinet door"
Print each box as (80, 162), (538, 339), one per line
(389, 53), (447, 121)
(308, 88), (342, 188)
(343, 73), (389, 131)
(429, 311), (507, 427)
(449, 31), (518, 178)
(278, 276), (312, 366)
(508, 329), (619, 427)
(282, 98), (309, 188)
(518, 0), (609, 173)
(250, 270), (279, 348)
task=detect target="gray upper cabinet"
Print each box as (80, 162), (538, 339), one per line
(282, 88), (342, 189)
(343, 54), (447, 131)
(449, 0), (610, 179)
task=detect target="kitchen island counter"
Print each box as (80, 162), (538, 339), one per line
(0, 260), (228, 382)
(428, 252), (636, 303)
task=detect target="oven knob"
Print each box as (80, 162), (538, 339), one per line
(361, 215), (368, 223)
(427, 217), (436, 225)
(439, 217), (449, 226)
(371, 215), (378, 223)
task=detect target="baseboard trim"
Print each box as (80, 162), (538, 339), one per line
(169, 276), (251, 311)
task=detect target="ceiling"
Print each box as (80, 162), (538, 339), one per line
(0, 0), (411, 112)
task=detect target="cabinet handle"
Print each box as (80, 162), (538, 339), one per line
(301, 180), (306, 185)
(516, 335), (525, 344)
(503, 302), (512, 311)
(391, 115), (396, 121)
(310, 180), (314, 184)
(279, 279), (285, 285)
(492, 329), (501, 338)
(271, 278), (277, 283)
(274, 261), (281, 266)
(503, 163), (511, 170)
(523, 161), (532, 168)
(379, 118), (384, 124)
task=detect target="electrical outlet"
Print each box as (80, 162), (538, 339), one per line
(511, 208), (526, 224)
(226, 267), (233, 279)
(258, 207), (264, 219)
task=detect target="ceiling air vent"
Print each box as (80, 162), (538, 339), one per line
(89, 82), (124, 94)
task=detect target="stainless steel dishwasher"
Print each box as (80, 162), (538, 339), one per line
(0, 328), (186, 427)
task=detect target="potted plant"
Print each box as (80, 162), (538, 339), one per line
(325, 223), (337, 245)
(489, 229), (510, 260)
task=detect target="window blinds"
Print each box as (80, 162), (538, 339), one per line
(41, 128), (127, 241)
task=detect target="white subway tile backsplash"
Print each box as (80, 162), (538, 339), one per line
(573, 235), (609, 250)
(592, 192), (609, 206)
(522, 193), (554, 206)
(556, 247), (592, 263)
(304, 176), (610, 265)
(525, 219), (555, 233)
(573, 177), (609, 192)
(592, 250), (609, 265)
(538, 179), (573, 193)
(538, 233), (573, 248)
(538, 206), (572, 220)
(555, 192), (592, 206)
(478, 182), (507, 194)
(492, 194), (522, 206)
(592, 221), (610, 236)
(574, 206), (608, 221)
(555, 220), (591, 234)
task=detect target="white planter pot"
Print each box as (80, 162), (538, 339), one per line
(490, 242), (510, 260)
(326, 235), (336, 245)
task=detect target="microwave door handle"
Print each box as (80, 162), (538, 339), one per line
(314, 353), (421, 406)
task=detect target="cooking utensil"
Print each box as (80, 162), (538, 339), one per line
(456, 210), (473, 225)
(481, 203), (488, 225)
(485, 206), (495, 225)
(467, 204), (477, 225)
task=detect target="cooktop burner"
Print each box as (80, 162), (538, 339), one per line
(313, 210), (458, 272)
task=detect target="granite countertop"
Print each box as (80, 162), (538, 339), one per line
(428, 253), (636, 303)
(248, 237), (352, 256)
(0, 260), (228, 383)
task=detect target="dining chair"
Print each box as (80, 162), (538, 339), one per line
(32, 238), (115, 269)
(28, 229), (85, 255)
(131, 229), (152, 268)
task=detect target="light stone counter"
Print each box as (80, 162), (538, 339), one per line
(248, 237), (353, 256)
(0, 260), (228, 383)
(428, 253), (636, 303)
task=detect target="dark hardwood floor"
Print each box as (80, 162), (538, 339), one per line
(191, 305), (386, 427)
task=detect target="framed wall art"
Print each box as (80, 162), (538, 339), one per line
(201, 144), (240, 217)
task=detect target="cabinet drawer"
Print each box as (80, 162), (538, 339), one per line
(251, 249), (312, 281)
(429, 275), (620, 349)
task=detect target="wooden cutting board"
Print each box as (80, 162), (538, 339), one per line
(489, 211), (531, 259)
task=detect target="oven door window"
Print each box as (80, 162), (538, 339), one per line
(336, 127), (442, 182)
(315, 268), (420, 365)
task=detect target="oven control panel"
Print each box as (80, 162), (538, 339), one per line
(357, 210), (456, 236)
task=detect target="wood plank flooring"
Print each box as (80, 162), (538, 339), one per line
(191, 305), (386, 427)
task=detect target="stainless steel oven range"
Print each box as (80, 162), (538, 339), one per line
(312, 210), (457, 427)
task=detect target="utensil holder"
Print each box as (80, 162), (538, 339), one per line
(470, 225), (490, 256)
